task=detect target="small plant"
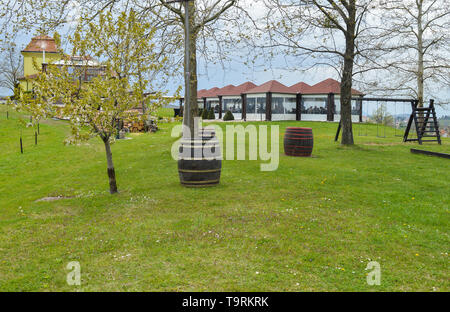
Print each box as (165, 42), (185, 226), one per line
(223, 110), (234, 121)
(201, 108), (209, 119)
(208, 109), (215, 120)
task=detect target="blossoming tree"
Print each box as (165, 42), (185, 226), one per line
(19, 10), (175, 194)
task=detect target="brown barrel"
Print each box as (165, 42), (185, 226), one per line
(284, 127), (313, 157)
(178, 131), (222, 187)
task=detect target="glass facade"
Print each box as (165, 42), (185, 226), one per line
(196, 93), (362, 122)
(223, 97), (242, 113)
(271, 94), (297, 120)
(334, 97), (362, 122)
(271, 95), (296, 115)
(301, 97), (328, 114)
(246, 96), (266, 121)
(206, 99), (219, 112)
(247, 97), (256, 114)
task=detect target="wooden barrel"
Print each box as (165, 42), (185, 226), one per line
(284, 127), (313, 157)
(178, 133), (222, 187)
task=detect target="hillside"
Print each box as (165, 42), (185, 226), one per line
(0, 106), (449, 291)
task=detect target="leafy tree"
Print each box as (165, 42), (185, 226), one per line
(18, 10), (173, 194)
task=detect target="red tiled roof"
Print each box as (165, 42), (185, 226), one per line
(216, 84), (236, 96)
(236, 81), (257, 93)
(244, 80), (294, 94)
(22, 35), (59, 53)
(202, 87), (221, 98)
(197, 89), (207, 98)
(304, 78), (362, 95)
(289, 82), (311, 94)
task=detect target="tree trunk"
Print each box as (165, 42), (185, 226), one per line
(340, 32), (355, 145)
(103, 137), (118, 194)
(417, 0), (424, 108)
(416, 0), (425, 129)
(183, 1), (198, 138)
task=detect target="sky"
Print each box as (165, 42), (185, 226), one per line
(1, 0), (449, 117)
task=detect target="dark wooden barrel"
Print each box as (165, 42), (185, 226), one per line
(178, 130), (221, 187)
(284, 127), (313, 157)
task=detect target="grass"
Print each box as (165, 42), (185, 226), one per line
(0, 105), (449, 291)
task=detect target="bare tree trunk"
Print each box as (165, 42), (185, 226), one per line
(183, 1), (198, 137)
(340, 10), (356, 146)
(103, 137), (118, 194)
(417, 0), (424, 108)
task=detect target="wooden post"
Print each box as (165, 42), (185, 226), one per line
(266, 92), (272, 121)
(35, 131), (37, 145)
(219, 96), (223, 119)
(20, 137), (23, 154)
(296, 94), (302, 121)
(359, 96), (363, 123)
(241, 94), (247, 121)
(327, 93), (335, 121)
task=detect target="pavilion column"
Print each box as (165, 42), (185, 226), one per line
(241, 94), (247, 121)
(218, 96), (223, 119)
(296, 93), (302, 121)
(266, 92), (272, 121)
(359, 95), (363, 123)
(327, 92), (335, 122)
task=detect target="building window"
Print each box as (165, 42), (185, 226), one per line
(247, 97), (256, 114)
(302, 97), (327, 114)
(207, 99), (219, 112)
(223, 98), (242, 113)
(272, 97), (284, 114)
(284, 97), (296, 114)
(256, 97), (266, 114)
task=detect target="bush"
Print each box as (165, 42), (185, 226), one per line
(201, 108), (209, 119)
(208, 109), (215, 120)
(198, 108), (203, 117)
(223, 110), (234, 121)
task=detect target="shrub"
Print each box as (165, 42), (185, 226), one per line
(223, 110), (234, 121)
(208, 109), (215, 120)
(198, 108), (204, 117)
(201, 108), (209, 119)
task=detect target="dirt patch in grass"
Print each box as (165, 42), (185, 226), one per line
(35, 196), (74, 202)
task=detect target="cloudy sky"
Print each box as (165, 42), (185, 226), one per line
(1, 0), (449, 117)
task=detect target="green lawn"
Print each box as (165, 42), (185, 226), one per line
(0, 105), (448, 291)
